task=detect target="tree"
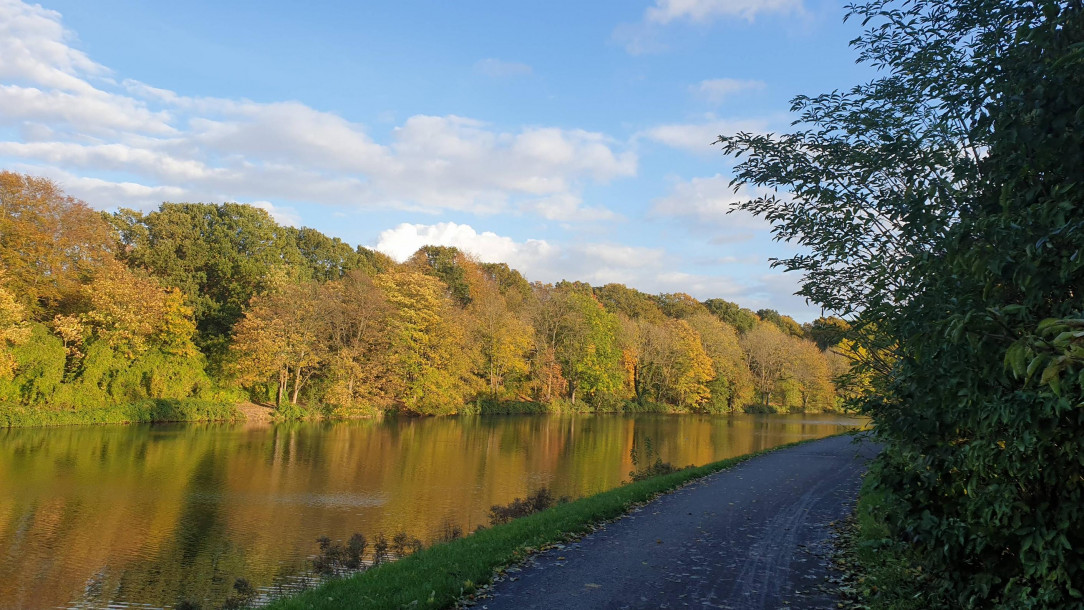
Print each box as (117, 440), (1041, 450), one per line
(318, 270), (393, 413)
(406, 246), (473, 306)
(593, 283), (665, 323)
(686, 312), (754, 412)
(703, 299), (757, 334)
(806, 316), (850, 350)
(718, 1), (1084, 605)
(655, 293), (708, 320)
(0, 275), (30, 380)
(467, 271), (532, 400)
(785, 339), (835, 412)
(230, 280), (327, 407)
(0, 172), (115, 318)
(754, 309), (803, 338)
(739, 324), (791, 409)
(377, 270), (472, 414)
(110, 203), (306, 351)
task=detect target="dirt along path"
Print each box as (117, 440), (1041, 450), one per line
(478, 434), (880, 610)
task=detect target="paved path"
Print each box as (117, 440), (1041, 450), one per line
(479, 434), (879, 610)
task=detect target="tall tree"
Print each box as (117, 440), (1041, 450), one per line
(377, 270), (472, 414)
(687, 312), (755, 412)
(230, 280), (327, 407)
(740, 324), (791, 409)
(0, 172), (114, 318)
(719, 1), (1084, 605)
(318, 270), (393, 412)
(467, 271), (532, 400)
(110, 203), (305, 350)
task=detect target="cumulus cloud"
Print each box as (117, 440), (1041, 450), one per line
(645, 0), (804, 24)
(376, 222), (554, 266)
(474, 58), (533, 78)
(0, 1), (632, 222)
(691, 78), (766, 104)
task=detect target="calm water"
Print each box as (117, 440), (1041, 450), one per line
(0, 413), (864, 609)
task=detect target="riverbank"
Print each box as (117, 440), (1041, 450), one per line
(1, 396), (850, 428)
(0, 398), (242, 427)
(266, 433), (861, 610)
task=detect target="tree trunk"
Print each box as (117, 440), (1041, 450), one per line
(276, 371), (287, 407)
(291, 366), (303, 404)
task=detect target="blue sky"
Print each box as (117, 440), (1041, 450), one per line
(0, 0), (873, 321)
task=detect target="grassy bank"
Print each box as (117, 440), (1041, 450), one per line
(267, 434), (844, 610)
(845, 478), (929, 609)
(0, 398), (243, 427)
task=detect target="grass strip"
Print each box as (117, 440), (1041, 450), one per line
(266, 433), (849, 610)
(0, 398), (242, 428)
(847, 476), (930, 609)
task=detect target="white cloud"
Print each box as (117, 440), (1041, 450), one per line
(250, 200), (302, 227)
(691, 78), (765, 104)
(652, 174), (773, 242)
(645, 0), (804, 24)
(518, 193), (618, 222)
(0, 1), (632, 222)
(615, 0), (806, 55)
(474, 58), (533, 78)
(639, 116), (770, 155)
(376, 222), (554, 267)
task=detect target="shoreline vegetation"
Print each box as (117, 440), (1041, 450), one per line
(0, 396), (853, 429)
(0, 170), (866, 430)
(262, 435), (842, 610)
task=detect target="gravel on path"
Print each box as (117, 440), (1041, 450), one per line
(478, 434), (879, 610)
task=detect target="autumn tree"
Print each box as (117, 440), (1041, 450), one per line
(632, 318), (714, 410)
(740, 323), (791, 409)
(318, 270), (393, 413)
(655, 293), (708, 320)
(0, 275), (30, 380)
(0, 171), (114, 318)
(755, 309), (804, 338)
(230, 280), (327, 407)
(377, 270), (473, 415)
(785, 339), (835, 411)
(467, 268), (532, 400)
(109, 203), (307, 352)
(594, 284), (666, 323)
(686, 312), (754, 412)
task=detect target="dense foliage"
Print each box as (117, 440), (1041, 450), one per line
(719, 0), (1083, 606)
(0, 172), (855, 424)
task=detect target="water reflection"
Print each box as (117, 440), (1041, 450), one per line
(0, 413), (864, 608)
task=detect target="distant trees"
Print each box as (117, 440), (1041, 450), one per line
(0, 170), (856, 421)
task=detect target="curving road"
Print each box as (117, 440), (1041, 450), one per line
(478, 434), (879, 610)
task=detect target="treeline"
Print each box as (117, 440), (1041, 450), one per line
(0, 171), (858, 423)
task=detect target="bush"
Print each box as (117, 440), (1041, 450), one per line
(488, 488), (568, 526)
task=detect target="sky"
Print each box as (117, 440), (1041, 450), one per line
(0, 0), (875, 321)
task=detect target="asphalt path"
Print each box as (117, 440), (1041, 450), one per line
(478, 434), (879, 610)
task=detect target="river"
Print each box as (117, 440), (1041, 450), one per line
(0, 413), (864, 609)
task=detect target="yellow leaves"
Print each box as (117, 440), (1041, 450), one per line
(75, 261), (199, 361)
(0, 277), (30, 379)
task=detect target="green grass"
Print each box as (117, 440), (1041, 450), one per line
(850, 477), (931, 609)
(266, 434), (846, 610)
(0, 398), (243, 427)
